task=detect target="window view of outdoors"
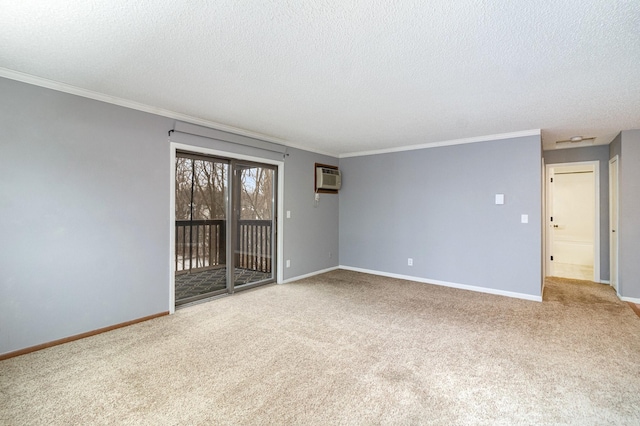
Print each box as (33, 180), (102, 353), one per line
(175, 156), (227, 273)
(174, 153), (276, 305)
(239, 167), (273, 221)
(175, 156), (227, 222)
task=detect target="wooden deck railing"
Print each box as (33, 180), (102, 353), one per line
(175, 220), (272, 274)
(237, 220), (272, 273)
(175, 220), (226, 272)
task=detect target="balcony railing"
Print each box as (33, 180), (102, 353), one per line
(175, 219), (272, 274)
(237, 220), (273, 273)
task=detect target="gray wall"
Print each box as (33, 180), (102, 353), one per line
(339, 136), (542, 297)
(0, 77), (339, 355)
(543, 145), (610, 281)
(283, 148), (339, 279)
(610, 133), (621, 161)
(616, 130), (640, 298)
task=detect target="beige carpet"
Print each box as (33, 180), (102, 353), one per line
(2, 270), (640, 425)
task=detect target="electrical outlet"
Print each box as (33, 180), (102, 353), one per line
(286, 259), (291, 268)
(408, 258), (413, 266)
(328, 252), (332, 259)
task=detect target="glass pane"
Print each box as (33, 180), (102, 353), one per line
(234, 165), (275, 288)
(192, 159), (227, 220)
(240, 167), (273, 221)
(175, 154), (229, 305)
(175, 157), (193, 221)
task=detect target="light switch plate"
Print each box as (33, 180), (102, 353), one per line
(495, 194), (504, 205)
(521, 214), (529, 223)
(286, 210), (291, 218)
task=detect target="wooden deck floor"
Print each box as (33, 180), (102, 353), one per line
(175, 268), (271, 303)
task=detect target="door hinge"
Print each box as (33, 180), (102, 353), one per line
(550, 256), (554, 261)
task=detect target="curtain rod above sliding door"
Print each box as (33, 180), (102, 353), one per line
(170, 122), (288, 155)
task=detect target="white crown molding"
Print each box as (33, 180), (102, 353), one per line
(339, 129), (542, 158)
(339, 265), (543, 302)
(0, 67), (339, 158)
(278, 139), (338, 158)
(0, 68), (539, 160)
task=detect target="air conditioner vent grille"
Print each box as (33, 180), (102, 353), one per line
(316, 166), (341, 191)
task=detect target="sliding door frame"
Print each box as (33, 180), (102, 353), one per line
(174, 151), (231, 305)
(170, 142), (285, 314)
(230, 159), (278, 293)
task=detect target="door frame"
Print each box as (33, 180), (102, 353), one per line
(169, 142), (285, 314)
(230, 159), (279, 293)
(541, 156), (546, 293)
(609, 155), (619, 293)
(545, 161), (600, 282)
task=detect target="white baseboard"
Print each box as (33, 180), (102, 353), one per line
(339, 265), (543, 302)
(281, 266), (339, 284)
(600, 280), (610, 285)
(620, 296), (640, 304)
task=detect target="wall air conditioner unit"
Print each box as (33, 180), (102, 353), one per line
(316, 166), (342, 191)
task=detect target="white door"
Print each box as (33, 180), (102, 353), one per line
(609, 156), (619, 291)
(547, 163), (598, 281)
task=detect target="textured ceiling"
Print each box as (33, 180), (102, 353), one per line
(1, 0), (639, 155)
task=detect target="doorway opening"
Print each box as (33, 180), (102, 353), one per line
(172, 149), (280, 308)
(545, 161), (600, 282)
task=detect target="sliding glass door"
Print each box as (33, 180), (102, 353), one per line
(175, 153), (229, 304)
(175, 152), (276, 306)
(233, 163), (276, 289)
